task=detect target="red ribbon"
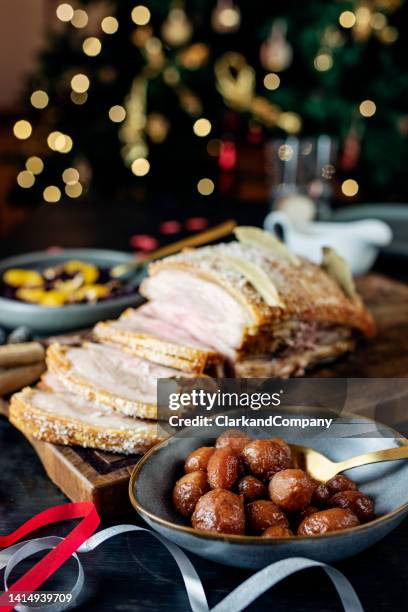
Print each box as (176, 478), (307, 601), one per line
(0, 502), (100, 611)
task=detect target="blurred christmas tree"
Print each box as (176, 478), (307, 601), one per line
(12, 0), (408, 205)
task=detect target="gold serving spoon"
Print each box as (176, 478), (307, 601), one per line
(111, 219), (237, 279)
(290, 443), (408, 482)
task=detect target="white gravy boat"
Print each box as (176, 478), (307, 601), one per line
(263, 211), (393, 275)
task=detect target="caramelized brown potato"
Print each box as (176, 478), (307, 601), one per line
(192, 489), (245, 535)
(269, 469), (315, 512)
(241, 439), (293, 480)
(262, 525), (293, 538)
(237, 475), (267, 502)
(207, 448), (240, 490)
(216, 429), (252, 454)
(326, 475), (358, 495)
(312, 482), (331, 507)
(172, 471), (210, 518)
(330, 491), (375, 523)
(246, 500), (289, 535)
(184, 447), (215, 473)
(297, 508), (360, 536)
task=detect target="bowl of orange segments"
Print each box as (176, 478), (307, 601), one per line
(0, 249), (143, 334)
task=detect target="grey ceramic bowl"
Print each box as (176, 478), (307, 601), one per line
(0, 249), (144, 334)
(129, 415), (408, 569)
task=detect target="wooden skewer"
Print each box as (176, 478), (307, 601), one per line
(111, 219), (237, 278)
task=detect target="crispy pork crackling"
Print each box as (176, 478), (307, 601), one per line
(9, 385), (165, 454)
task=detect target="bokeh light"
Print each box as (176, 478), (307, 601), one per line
(145, 37), (162, 54)
(339, 11), (356, 28)
(59, 135), (73, 153)
(146, 113), (169, 143)
(101, 16), (119, 34)
(109, 105), (126, 122)
(370, 12), (386, 30)
(193, 118), (212, 137)
(341, 179), (359, 196)
(62, 168), (80, 185)
(17, 171), (35, 188)
(71, 74), (90, 93)
(217, 8), (240, 29)
(359, 99), (376, 117)
(43, 186), (62, 203)
(30, 90), (49, 109)
(70, 92), (88, 105)
(197, 178), (214, 195)
(131, 5), (151, 26)
(83, 37), (102, 57)
(13, 120), (32, 140)
(26, 156), (44, 175)
(131, 158), (150, 176)
(47, 131), (64, 151)
(65, 183), (83, 198)
(71, 9), (88, 28)
(314, 53), (333, 71)
(278, 144), (294, 161)
(263, 73), (280, 90)
(278, 112), (302, 134)
(322, 164), (336, 179)
(47, 132), (73, 153)
(380, 26), (398, 43)
(56, 4), (74, 22)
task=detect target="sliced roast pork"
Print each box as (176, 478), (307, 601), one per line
(137, 238), (374, 374)
(235, 325), (355, 377)
(9, 385), (165, 454)
(7, 228), (378, 458)
(46, 342), (193, 418)
(94, 304), (225, 375)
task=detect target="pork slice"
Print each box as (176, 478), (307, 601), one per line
(140, 269), (253, 356)
(117, 305), (215, 352)
(30, 386), (158, 433)
(41, 370), (71, 393)
(61, 343), (188, 404)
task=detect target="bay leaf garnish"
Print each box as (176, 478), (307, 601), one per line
(221, 255), (285, 308)
(322, 247), (356, 299)
(234, 226), (300, 266)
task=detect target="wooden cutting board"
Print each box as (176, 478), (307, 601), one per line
(309, 274), (408, 378)
(0, 398), (140, 517)
(1, 274), (408, 517)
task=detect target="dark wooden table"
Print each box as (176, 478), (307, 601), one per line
(1, 198), (407, 611)
(1, 418), (407, 612)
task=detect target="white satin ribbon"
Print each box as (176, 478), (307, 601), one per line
(0, 525), (363, 612)
(0, 537), (82, 612)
